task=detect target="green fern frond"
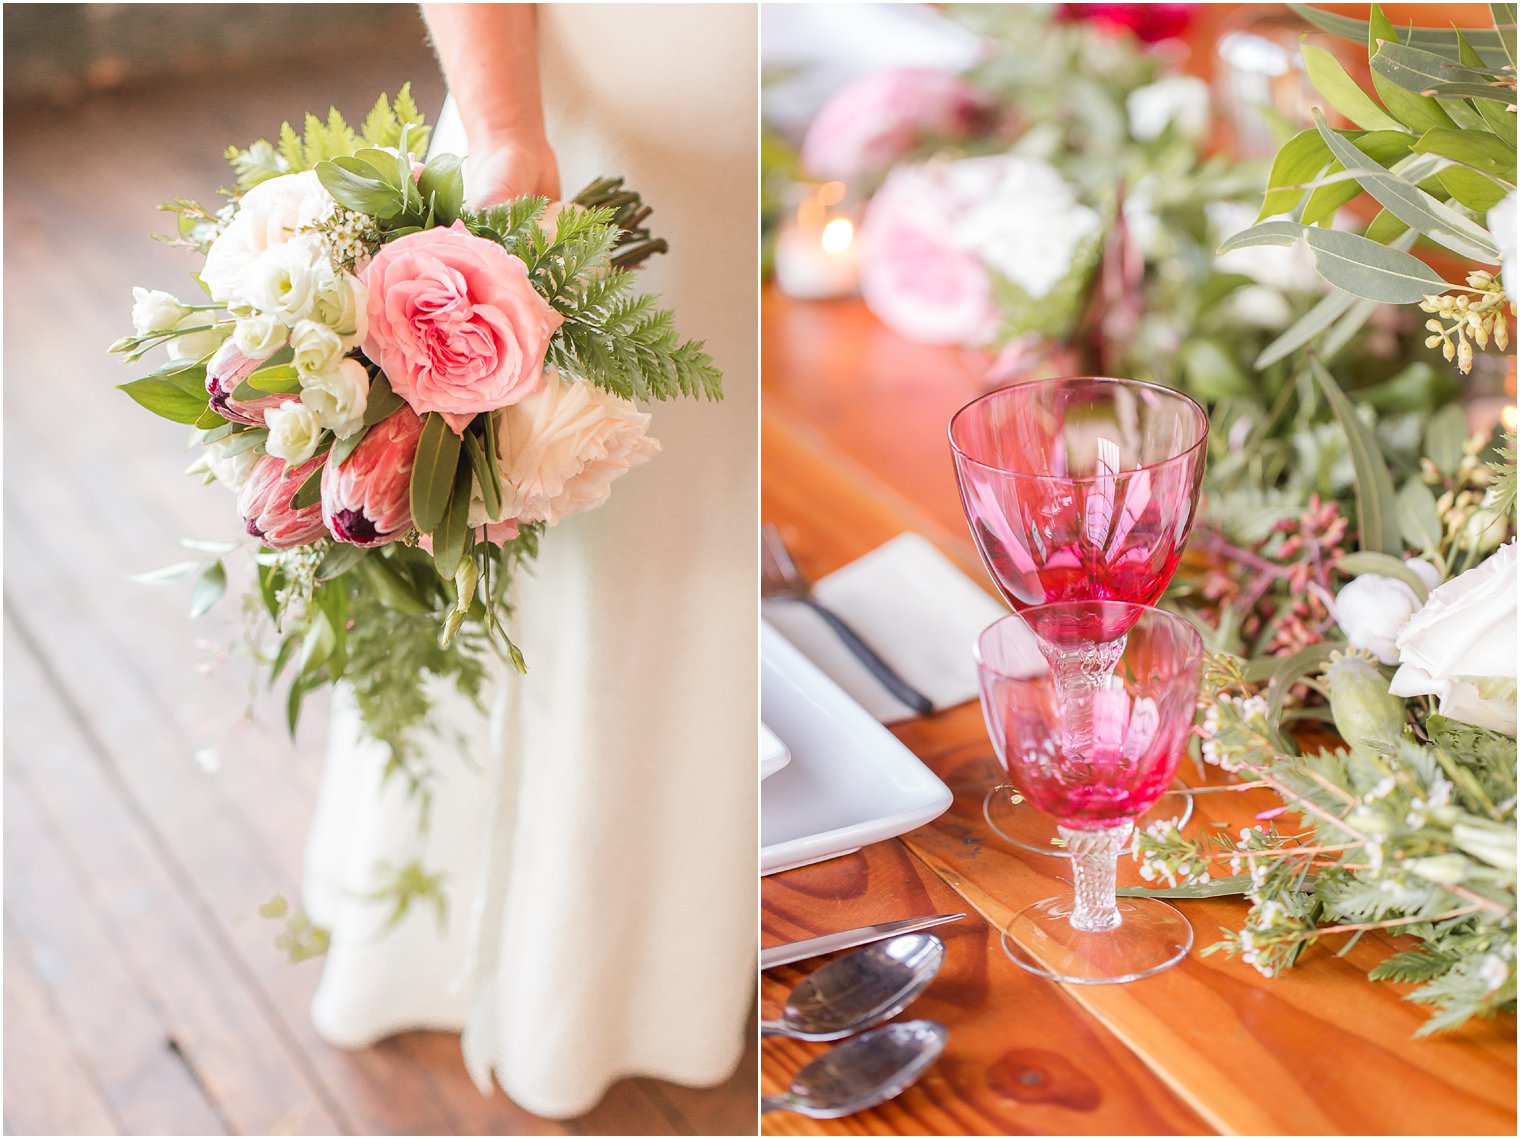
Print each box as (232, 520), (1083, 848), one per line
(1486, 429), (1516, 522)
(226, 88), (430, 191)
(1369, 946), (1463, 983)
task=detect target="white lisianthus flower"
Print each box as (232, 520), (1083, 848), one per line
(951, 155), (1101, 299)
(187, 436), (261, 491)
(1390, 540), (1518, 735)
(494, 367), (660, 526)
(244, 237), (325, 324)
(201, 170), (333, 304)
(166, 310), (227, 362)
(299, 357), (369, 439)
(234, 312), (288, 360)
(1489, 191), (1516, 302)
(313, 270), (369, 345)
(1334, 559), (1441, 664)
(131, 287), (189, 336)
(265, 399), (323, 464)
(290, 320), (344, 377)
(1127, 75), (1210, 142)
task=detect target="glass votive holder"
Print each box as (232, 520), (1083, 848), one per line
(773, 180), (861, 300)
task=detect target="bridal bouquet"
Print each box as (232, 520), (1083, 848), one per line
(112, 88), (721, 782)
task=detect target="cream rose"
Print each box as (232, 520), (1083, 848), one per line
(244, 237), (324, 324)
(201, 170), (332, 304)
(234, 312), (288, 359)
(300, 358), (370, 439)
(290, 320), (344, 377)
(493, 368), (659, 526)
(265, 399), (323, 465)
(1390, 541), (1517, 734)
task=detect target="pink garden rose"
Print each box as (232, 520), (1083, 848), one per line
(205, 339), (287, 425)
(858, 163), (998, 346)
(359, 221), (562, 435)
(802, 68), (991, 182)
(320, 405), (424, 546)
(237, 453), (327, 548)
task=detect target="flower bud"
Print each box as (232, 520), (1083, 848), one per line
(237, 453), (327, 548)
(1407, 854), (1468, 885)
(1333, 560), (1439, 663)
(1326, 653), (1405, 756)
(320, 405), (423, 547)
(206, 339), (286, 426)
(131, 287), (189, 336)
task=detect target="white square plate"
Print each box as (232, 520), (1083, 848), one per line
(760, 722), (792, 781)
(761, 621), (953, 875)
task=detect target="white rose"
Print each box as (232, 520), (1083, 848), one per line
(244, 237), (324, 324)
(1390, 540), (1517, 735)
(201, 170), (332, 304)
(1127, 75), (1210, 142)
(313, 271), (369, 345)
(265, 399), (323, 465)
(1334, 559), (1441, 664)
(290, 320), (344, 377)
(300, 357), (369, 439)
(187, 436), (261, 491)
(166, 311), (227, 362)
(1489, 191), (1516, 302)
(233, 312), (288, 359)
(950, 155), (1101, 299)
(494, 368), (660, 526)
(131, 287), (189, 336)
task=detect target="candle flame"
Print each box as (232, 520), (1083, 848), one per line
(821, 217), (854, 254)
(1502, 405), (1518, 432)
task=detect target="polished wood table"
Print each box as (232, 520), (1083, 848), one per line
(759, 286), (1517, 1136)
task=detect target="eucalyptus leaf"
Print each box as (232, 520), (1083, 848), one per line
(329, 426), (368, 467)
(1412, 127), (1517, 183)
(1302, 44), (1406, 132)
(430, 462), (474, 580)
(1369, 4), (1457, 133)
(1266, 643), (1341, 738)
(1301, 130), (1414, 225)
(189, 561), (228, 619)
(1338, 551), (1432, 600)
(298, 609), (336, 675)
(1217, 219), (1307, 253)
(1425, 404), (1470, 475)
(1322, 295), (1384, 360)
(1496, 2), (1518, 67)
(292, 464), (324, 510)
(1256, 289), (1359, 369)
(359, 556), (433, 616)
(462, 429), (502, 521)
(409, 412), (463, 534)
(316, 542), (367, 581)
(1397, 477), (1443, 551)
(1437, 165), (1510, 211)
(221, 428), (269, 456)
(1419, 81), (1518, 105)
(1309, 355), (1401, 554)
(1312, 110), (1500, 262)
(362, 369), (407, 425)
(1304, 226), (1454, 303)
(1258, 129), (1333, 220)
(1476, 91), (1518, 146)
(1290, 4), (1510, 67)
(1364, 207), (1411, 244)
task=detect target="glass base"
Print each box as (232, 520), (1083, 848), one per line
(1000, 896), (1193, 984)
(981, 782), (1194, 857)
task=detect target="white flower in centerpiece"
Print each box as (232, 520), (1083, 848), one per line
(1127, 75), (1210, 141)
(188, 435), (261, 491)
(300, 357), (370, 439)
(1489, 191), (1516, 302)
(166, 310), (226, 362)
(201, 170), (334, 305)
(1390, 540), (1518, 735)
(1333, 559), (1441, 664)
(265, 399), (323, 465)
(951, 155), (1101, 300)
(234, 312), (288, 359)
(313, 270), (369, 345)
(131, 287), (189, 336)
(494, 368), (660, 526)
(244, 237), (325, 324)
(290, 320), (345, 377)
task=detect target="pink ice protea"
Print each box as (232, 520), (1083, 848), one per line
(320, 405), (424, 546)
(359, 221), (563, 435)
(802, 68), (991, 182)
(237, 453), (327, 548)
(205, 339), (286, 426)
(858, 162), (998, 345)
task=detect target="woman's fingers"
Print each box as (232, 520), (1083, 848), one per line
(463, 141), (561, 209)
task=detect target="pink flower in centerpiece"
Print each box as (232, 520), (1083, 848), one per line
(359, 221), (562, 435)
(320, 405), (424, 546)
(205, 339), (286, 426)
(802, 68), (992, 182)
(1059, 3), (1196, 43)
(857, 163), (998, 345)
(237, 453), (327, 548)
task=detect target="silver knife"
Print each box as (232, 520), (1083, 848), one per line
(761, 912), (966, 970)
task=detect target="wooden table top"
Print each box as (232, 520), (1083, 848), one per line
(758, 286), (1517, 1136)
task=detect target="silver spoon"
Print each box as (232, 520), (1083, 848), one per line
(761, 1020), (947, 1118)
(760, 932), (945, 1041)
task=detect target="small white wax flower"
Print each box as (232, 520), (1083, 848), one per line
(265, 399), (323, 464)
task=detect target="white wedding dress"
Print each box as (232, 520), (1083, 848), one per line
(301, 5), (757, 1120)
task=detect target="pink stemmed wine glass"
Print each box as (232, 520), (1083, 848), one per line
(976, 602), (1204, 984)
(949, 377), (1208, 855)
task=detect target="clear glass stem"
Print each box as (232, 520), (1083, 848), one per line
(1044, 636), (1126, 766)
(1060, 821), (1133, 933)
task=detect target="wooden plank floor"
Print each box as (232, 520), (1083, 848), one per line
(2, 14), (756, 1137)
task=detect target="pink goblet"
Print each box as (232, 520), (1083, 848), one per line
(976, 602), (1204, 984)
(949, 377), (1208, 854)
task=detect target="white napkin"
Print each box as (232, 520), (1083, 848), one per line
(762, 533), (1011, 723)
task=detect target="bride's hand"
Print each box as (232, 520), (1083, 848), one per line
(464, 133), (561, 209)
